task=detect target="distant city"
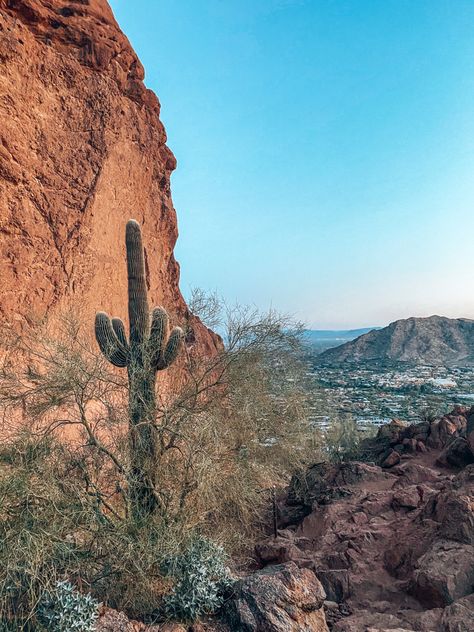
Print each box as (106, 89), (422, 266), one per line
(303, 326), (474, 429)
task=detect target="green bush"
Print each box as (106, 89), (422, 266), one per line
(37, 581), (99, 632)
(324, 414), (375, 463)
(162, 536), (234, 621)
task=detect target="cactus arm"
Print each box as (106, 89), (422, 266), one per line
(156, 327), (184, 370)
(112, 317), (129, 350)
(149, 307), (169, 369)
(95, 312), (129, 367)
(126, 219), (150, 344)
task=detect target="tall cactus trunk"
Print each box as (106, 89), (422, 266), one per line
(125, 222), (156, 520)
(94, 220), (184, 522)
(128, 365), (158, 519)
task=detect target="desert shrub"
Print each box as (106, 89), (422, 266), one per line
(162, 536), (233, 621)
(37, 581), (99, 632)
(0, 431), (185, 623)
(324, 414), (375, 463)
(0, 297), (316, 623)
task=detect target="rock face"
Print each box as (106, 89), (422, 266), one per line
(0, 0), (219, 357)
(319, 315), (474, 365)
(254, 408), (474, 631)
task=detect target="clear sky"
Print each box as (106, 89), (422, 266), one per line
(110, 0), (474, 329)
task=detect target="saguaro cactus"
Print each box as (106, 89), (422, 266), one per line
(95, 219), (184, 519)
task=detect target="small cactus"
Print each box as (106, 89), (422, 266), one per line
(95, 220), (184, 519)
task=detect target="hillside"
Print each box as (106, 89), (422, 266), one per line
(318, 315), (474, 365)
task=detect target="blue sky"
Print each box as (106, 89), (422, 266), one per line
(110, 0), (474, 329)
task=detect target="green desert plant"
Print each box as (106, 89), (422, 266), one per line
(37, 581), (99, 632)
(94, 219), (184, 520)
(324, 414), (375, 463)
(162, 536), (233, 621)
(0, 291), (316, 622)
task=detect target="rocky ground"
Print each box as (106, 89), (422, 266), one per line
(96, 406), (474, 631)
(253, 406), (474, 632)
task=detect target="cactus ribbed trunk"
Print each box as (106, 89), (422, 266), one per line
(95, 220), (184, 522)
(128, 364), (158, 518)
(126, 221), (156, 518)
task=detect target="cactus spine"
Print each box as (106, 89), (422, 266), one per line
(95, 219), (184, 519)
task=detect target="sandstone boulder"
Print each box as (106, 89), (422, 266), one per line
(225, 562), (329, 632)
(402, 420), (430, 442)
(467, 411), (474, 456)
(391, 486), (420, 510)
(441, 593), (474, 632)
(380, 449), (400, 468)
(437, 438), (474, 469)
(391, 462), (441, 485)
(254, 537), (302, 565)
(422, 485), (474, 545)
(315, 568), (351, 603)
(409, 540), (474, 607)
(96, 608), (139, 632)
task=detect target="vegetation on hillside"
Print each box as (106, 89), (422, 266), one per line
(0, 287), (316, 628)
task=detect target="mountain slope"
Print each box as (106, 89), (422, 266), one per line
(318, 316), (474, 365)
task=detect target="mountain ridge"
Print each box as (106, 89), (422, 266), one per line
(318, 315), (474, 365)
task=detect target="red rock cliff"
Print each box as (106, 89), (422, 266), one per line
(0, 0), (218, 355)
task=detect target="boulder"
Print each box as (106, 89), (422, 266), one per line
(427, 419), (442, 449)
(255, 537), (302, 565)
(276, 502), (311, 529)
(402, 421), (430, 442)
(427, 415), (467, 450)
(225, 562), (329, 632)
(409, 540), (474, 607)
(391, 462), (441, 485)
(380, 450), (400, 468)
(96, 608), (138, 632)
(288, 462), (391, 507)
(402, 437), (418, 453)
(315, 568), (351, 603)
(425, 488), (474, 545)
(441, 593), (474, 632)
(467, 410), (474, 455)
(391, 487), (420, 510)
(377, 419), (408, 445)
(417, 440), (428, 453)
(437, 438), (474, 469)
(439, 417), (464, 445)
(332, 613), (410, 632)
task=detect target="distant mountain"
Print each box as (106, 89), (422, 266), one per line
(302, 327), (378, 353)
(318, 316), (474, 365)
